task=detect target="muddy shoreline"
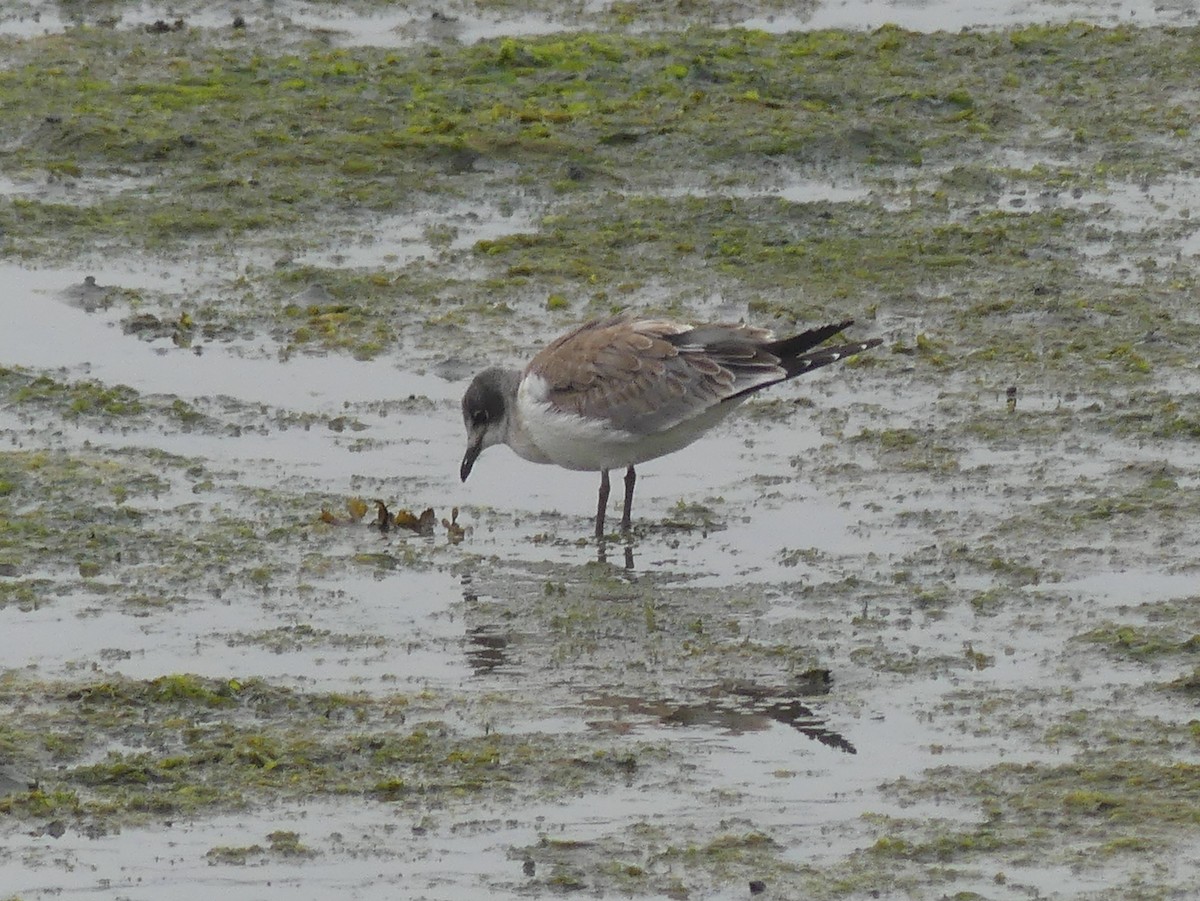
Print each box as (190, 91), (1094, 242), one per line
(3, 3), (1200, 899)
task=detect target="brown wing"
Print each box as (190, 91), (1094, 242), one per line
(526, 313), (787, 434)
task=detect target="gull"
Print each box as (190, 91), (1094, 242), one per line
(460, 312), (881, 538)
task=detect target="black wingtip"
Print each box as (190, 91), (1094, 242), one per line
(765, 320), (856, 359)
(785, 338), (882, 378)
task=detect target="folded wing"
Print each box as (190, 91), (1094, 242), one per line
(528, 313), (830, 435)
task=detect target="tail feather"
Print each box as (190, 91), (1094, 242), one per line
(764, 319), (854, 360)
(727, 327), (881, 402)
(781, 339), (883, 379)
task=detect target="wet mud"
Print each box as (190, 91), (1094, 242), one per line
(3, 2), (1200, 899)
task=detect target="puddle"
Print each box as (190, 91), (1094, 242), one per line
(1, 567), (471, 691)
(747, 0), (1199, 31)
(295, 200), (540, 270)
(4, 0), (1196, 42)
(1035, 569), (1200, 610)
(290, 6), (573, 48)
(0, 797), (523, 901)
(0, 263), (457, 408)
(287, 0), (1200, 48)
(0, 0), (259, 38)
(0, 172), (158, 205)
(636, 170), (874, 205)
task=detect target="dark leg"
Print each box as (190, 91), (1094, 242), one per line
(621, 466), (636, 533)
(596, 469), (610, 539)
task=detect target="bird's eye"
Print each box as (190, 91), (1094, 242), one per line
(472, 410), (489, 426)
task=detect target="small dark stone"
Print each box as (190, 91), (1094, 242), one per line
(232, 15), (246, 29)
(599, 130), (643, 146)
(522, 858), (535, 876)
(123, 313), (163, 335)
(145, 18), (185, 33)
(445, 148), (480, 175)
(81, 821), (110, 839)
(794, 667), (833, 696)
(749, 879), (766, 894)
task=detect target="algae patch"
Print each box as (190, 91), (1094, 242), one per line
(5, 10), (1200, 901)
(0, 671), (670, 829)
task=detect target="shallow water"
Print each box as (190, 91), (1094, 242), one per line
(4, 0), (1196, 41)
(4, 5), (1200, 900)
(7, 252), (1195, 895)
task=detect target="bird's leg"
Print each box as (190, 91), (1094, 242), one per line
(621, 466), (636, 533)
(596, 469), (610, 540)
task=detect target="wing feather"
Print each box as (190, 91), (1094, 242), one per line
(526, 313), (787, 434)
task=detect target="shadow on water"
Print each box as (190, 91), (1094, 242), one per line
(460, 572), (521, 677)
(585, 673), (856, 755)
(465, 625), (514, 675)
(458, 550), (855, 753)
(596, 537), (636, 571)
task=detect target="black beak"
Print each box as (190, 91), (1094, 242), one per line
(461, 439), (482, 482)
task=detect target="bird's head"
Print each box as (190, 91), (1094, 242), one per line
(460, 367), (516, 481)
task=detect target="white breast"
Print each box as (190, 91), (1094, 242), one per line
(515, 373), (743, 472)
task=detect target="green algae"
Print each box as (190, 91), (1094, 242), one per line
(3, 24), (1198, 379)
(0, 441), (437, 616)
(891, 757), (1200, 851)
(205, 828), (317, 864)
(0, 365), (219, 430)
(775, 755), (1200, 899)
(0, 671), (669, 826)
(0, 24), (1196, 259)
(1077, 623), (1200, 661)
(515, 821), (800, 899)
(3, 11), (1200, 901)
(225, 623), (390, 653)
